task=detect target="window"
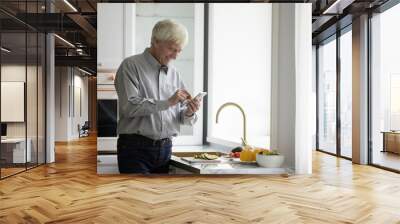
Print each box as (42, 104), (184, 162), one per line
(340, 29), (352, 158)
(390, 74), (400, 130)
(317, 37), (337, 154)
(207, 4), (271, 148)
(371, 3), (400, 171)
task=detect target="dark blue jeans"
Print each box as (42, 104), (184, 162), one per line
(117, 134), (172, 174)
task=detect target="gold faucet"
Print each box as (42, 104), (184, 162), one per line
(215, 102), (247, 146)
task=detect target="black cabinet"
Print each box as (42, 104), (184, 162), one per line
(97, 100), (117, 137)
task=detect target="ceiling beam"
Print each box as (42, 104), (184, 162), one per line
(67, 13), (97, 40)
(322, 0), (356, 14)
(312, 15), (335, 33)
(55, 55), (96, 71)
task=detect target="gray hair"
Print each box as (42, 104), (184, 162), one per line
(151, 19), (188, 48)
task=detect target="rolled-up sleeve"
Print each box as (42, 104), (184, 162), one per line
(180, 111), (198, 125)
(115, 61), (170, 118)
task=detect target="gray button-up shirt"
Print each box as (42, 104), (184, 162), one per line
(114, 48), (198, 140)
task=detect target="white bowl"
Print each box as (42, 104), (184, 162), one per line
(256, 154), (284, 168)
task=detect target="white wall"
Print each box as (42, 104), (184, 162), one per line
(46, 32), (55, 163)
(97, 3), (136, 71)
(294, 4), (313, 174)
(71, 73), (89, 138)
(1, 65), (37, 139)
(1, 64), (46, 164)
(1, 66), (26, 129)
(55, 67), (89, 141)
(312, 45), (317, 150)
(270, 4), (313, 174)
(55, 67), (69, 141)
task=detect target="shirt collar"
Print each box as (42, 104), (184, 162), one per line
(143, 48), (169, 74)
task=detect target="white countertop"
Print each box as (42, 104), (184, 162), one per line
(171, 145), (291, 175)
(170, 155), (290, 175)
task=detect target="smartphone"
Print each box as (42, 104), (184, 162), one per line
(193, 92), (207, 101)
(183, 92), (207, 105)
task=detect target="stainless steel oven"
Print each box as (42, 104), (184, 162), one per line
(97, 99), (117, 137)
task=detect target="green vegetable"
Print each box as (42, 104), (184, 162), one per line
(231, 147), (243, 153)
(260, 150), (280, 156)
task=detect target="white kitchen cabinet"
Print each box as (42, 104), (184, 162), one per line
(97, 3), (135, 71)
(97, 137), (118, 152)
(97, 155), (119, 174)
(96, 155), (194, 175)
(1, 138), (32, 163)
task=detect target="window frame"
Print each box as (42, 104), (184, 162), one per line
(315, 24), (353, 161)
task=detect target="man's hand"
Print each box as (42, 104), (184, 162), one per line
(168, 89), (190, 106)
(185, 98), (201, 117)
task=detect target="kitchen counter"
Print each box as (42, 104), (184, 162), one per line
(171, 145), (292, 175)
(97, 145), (293, 175)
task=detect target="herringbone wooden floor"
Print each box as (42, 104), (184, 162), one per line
(1, 135), (400, 224)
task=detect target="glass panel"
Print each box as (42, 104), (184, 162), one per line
(0, 1), (46, 178)
(390, 75), (400, 130)
(1, 20), (27, 177)
(27, 30), (38, 169)
(318, 38), (337, 154)
(371, 3), (400, 171)
(37, 32), (45, 165)
(26, 0), (39, 169)
(340, 30), (352, 158)
(208, 4), (271, 148)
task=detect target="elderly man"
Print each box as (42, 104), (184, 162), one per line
(114, 19), (200, 174)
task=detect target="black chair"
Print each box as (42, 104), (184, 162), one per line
(79, 121), (90, 138)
